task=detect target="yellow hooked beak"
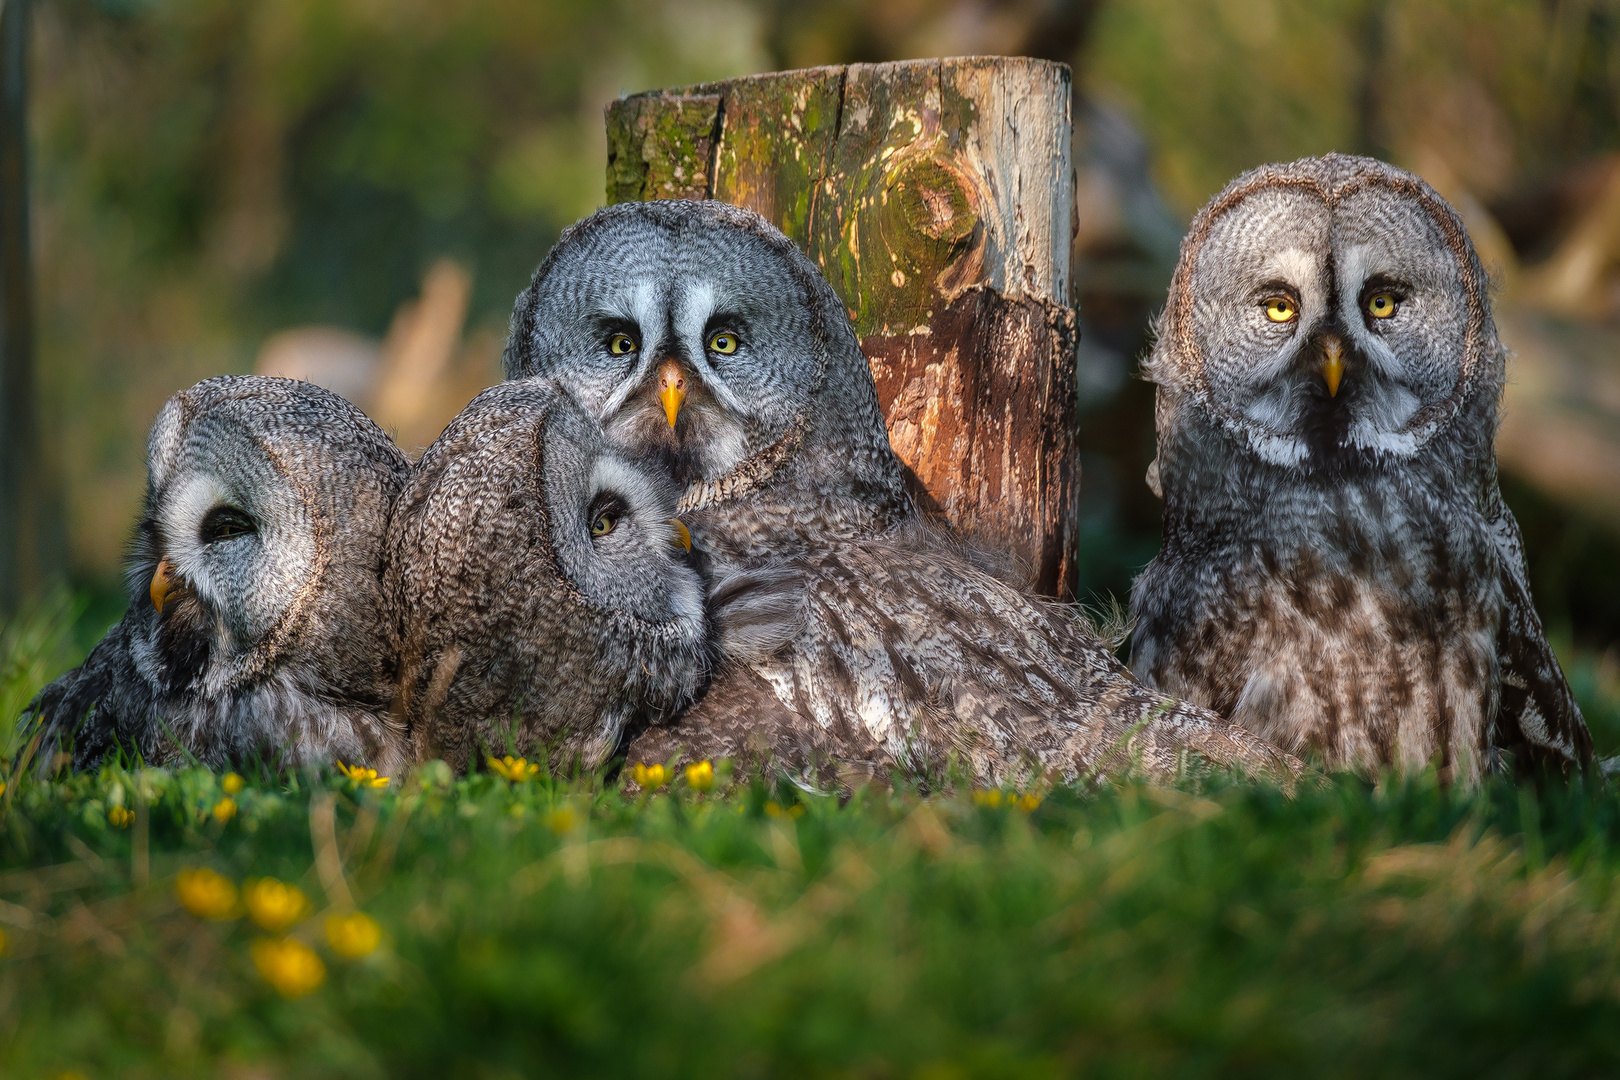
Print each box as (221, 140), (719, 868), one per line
(657, 359), (687, 429)
(150, 558), (176, 614)
(669, 519), (692, 552)
(1320, 336), (1345, 398)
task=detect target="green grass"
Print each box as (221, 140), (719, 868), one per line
(5, 605), (1620, 1078)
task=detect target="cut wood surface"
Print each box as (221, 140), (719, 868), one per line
(606, 57), (1078, 596)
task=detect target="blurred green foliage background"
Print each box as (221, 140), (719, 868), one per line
(24, 0), (1620, 679)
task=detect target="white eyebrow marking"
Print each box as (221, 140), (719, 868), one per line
(674, 279), (748, 414)
(1264, 247), (1320, 303)
(599, 281), (665, 418)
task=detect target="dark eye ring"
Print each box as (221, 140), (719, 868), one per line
(590, 512), (618, 538)
(201, 506), (256, 544)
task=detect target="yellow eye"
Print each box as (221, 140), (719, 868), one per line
(608, 334), (637, 356)
(707, 331), (738, 354)
(590, 512), (617, 538)
(1263, 297), (1297, 323)
(1366, 293), (1397, 319)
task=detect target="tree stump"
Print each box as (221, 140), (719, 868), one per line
(606, 57), (1078, 597)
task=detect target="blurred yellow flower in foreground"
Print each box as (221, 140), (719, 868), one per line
(325, 911), (383, 958)
(631, 762), (668, 789)
(335, 761), (389, 788)
(543, 806), (578, 834)
(212, 798), (237, 823)
(251, 937), (325, 997)
(972, 789), (1041, 812)
(0, 780), (7, 798)
(244, 878), (309, 932)
(107, 805), (134, 828)
(175, 868), (238, 920)
(0, 926), (7, 955)
(221, 772), (245, 795)
(684, 760), (715, 791)
(764, 801), (804, 819)
(488, 755), (540, 782)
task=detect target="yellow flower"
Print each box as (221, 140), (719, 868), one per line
(324, 911), (383, 958)
(175, 868), (238, 920)
(630, 762), (668, 789)
(0, 926), (7, 956)
(972, 789), (1004, 808)
(243, 878), (309, 933)
(487, 755), (540, 782)
(212, 798), (237, 823)
(763, 801), (804, 819)
(543, 806), (578, 835)
(251, 937), (325, 997)
(683, 760), (715, 791)
(1015, 792), (1043, 812)
(107, 805), (134, 829)
(0, 779), (7, 798)
(221, 772), (245, 795)
(335, 761), (389, 788)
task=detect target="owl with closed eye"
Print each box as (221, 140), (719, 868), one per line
(383, 379), (720, 774)
(1130, 153), (1591, 784)
(24, 376), (413, 775)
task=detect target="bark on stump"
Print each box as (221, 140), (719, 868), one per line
(606, 57), (1078, 597)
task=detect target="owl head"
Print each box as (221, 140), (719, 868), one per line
(1148, 154), (1500, 472)
(30, 375), (413, 773)
(386, 378), (711, 773)
(504, 200), (909, 557)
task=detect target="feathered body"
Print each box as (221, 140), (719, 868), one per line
(1130, 154), (1590, 783)
(384, 379), (713, 773)
(509, 201), (1295, 788)
(26, 377), (412, 774)
(630, 524), (1299, 789)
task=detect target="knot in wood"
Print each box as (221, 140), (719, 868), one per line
(891, 156), (976, 246)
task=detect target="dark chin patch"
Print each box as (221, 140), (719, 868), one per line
(1297, 377), (1353, 466)
(613, 392), (738, 487)
(153, 581), (213, 697)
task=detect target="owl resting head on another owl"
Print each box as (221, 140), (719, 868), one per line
(25, 376), (413, 775)
(504, 200), (913, 567)
(1130, 153), (1590, 783)
(384, 379), (717, 774)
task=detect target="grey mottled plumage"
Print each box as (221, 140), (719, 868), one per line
(630, 523), (1301, 789)
(1130, 153), (1591, 783)
(508, 201), (1296, 788)
(25, 376), (412, 774)
(384, 379), (715, 774)
(505, 199), (912, 565)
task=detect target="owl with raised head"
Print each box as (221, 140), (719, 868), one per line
(1130, 153), (1591, 783)
(506, 201), (1298, 789)
(383, 379), (725, 774)
(504, 198), (913, 568)
(25, 376), (413, 775)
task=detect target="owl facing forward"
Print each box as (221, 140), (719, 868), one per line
(1130, 154), (1591, 783)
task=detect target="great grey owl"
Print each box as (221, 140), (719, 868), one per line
(505, 201), (1297, 789)
(504, 198), (913, 566)
(383, 378), (724, 774)
(25, 376), (413, 775)
(1130, 153), (1591, 784)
